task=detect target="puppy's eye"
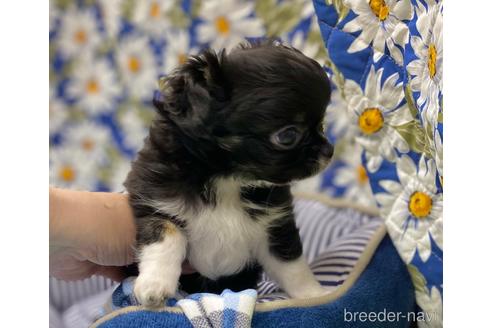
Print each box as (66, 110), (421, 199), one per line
(271, 126), (302, 149)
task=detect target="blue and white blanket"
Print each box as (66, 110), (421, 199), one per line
(177, 289), (257, 328)
(107, 278), (257, 328)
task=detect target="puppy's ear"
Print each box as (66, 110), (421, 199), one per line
(185, 49), (229, 102)
(156, 49), (229, 117)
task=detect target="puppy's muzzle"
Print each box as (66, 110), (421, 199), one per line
(320, 143), (334, 160)
(316, 142), (334, 170)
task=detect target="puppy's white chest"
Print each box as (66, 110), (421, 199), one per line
(184, 180), (265, 279)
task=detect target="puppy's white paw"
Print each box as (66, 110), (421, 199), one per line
(134, 275), (177, 308)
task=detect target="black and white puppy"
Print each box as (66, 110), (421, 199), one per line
(124, 41), (333, 307)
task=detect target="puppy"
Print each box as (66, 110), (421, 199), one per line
(124, 41), (333, 307)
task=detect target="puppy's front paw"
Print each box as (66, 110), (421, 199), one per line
(134, 275), (177, 308)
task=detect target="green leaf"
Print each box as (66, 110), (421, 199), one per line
(325, 0), (350, 23)
(191, 0), (202, 18)
(55, 0), (74, 9)
(407, 264), (429, 294)
(255, 0), (305, 37)
(323, 57), (347, 100)
(306, 29), (328, 61)
(331, 138), (358, 161)
(99, 151), (125, 183)
(404, 84), (419, 119)
(255, 0), (276, 17)
(121, 0), (135, 21)
(437, 111), (443, 124)
(333, 0), (349, 23)
(425, 122), (434, 141)
(98, 39), (117, 55)
(423, 122), (436, 156)
(393, 120), (432, 157)
(168, 2), (191, 28)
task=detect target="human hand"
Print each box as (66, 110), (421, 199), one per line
(49, 187), (136, 281)
(49, 187), (196, 281)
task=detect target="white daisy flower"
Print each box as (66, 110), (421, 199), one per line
(375, 155), (443, 263)
(325, 84), (358, 141)
(57, 7), (102, 58)
(49, 147), (98, 190)
(332, 143), (377, 208)
(406, 0), (442, 125)
(163, 30), (199, 74)
(342, 0), (413, 64)
(116, 35), (158, 100)
(345, 66), (412, 173)
(132, 0), (173, 39)
(99, 0), (123, 38)
(118, 109), (149, 152)
(65, 56), (121, 115)
(62, 121), (112, 164)
(108, 159), (132, 192)
(196, 0), (264, 50)
(49, 94), (68, 135)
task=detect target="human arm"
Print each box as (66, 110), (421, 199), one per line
(49, 187), (136, 281)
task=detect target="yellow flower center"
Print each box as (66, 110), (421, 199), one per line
(73, 29), (87, 44)
(428, 44), (437, 78)
(369, 0), (390, 21)
(408, 191), (432, 218)
(215, 16), (230, 35)
(59, 165), (75, 182)
(357, 165), (369, 184)
(178, 53), (187, 65)
(81, 138), (94, 151)
(149, 2), (160, 18)
(127, 56), (141, 73)
(359, 108), (384, 134)
(85, 79), (100, 94)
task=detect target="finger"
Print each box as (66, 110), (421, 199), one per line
(50, 260), (98, 281)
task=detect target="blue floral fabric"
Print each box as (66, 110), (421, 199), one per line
(49, 0), (442, 326)
(49, 0), (328, 192)
(312, 0), (442, 326)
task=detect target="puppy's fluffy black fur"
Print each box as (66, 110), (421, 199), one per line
(125, 40), (333, 295)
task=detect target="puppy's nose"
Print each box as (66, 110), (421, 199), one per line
(320, 143), (334, 159)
